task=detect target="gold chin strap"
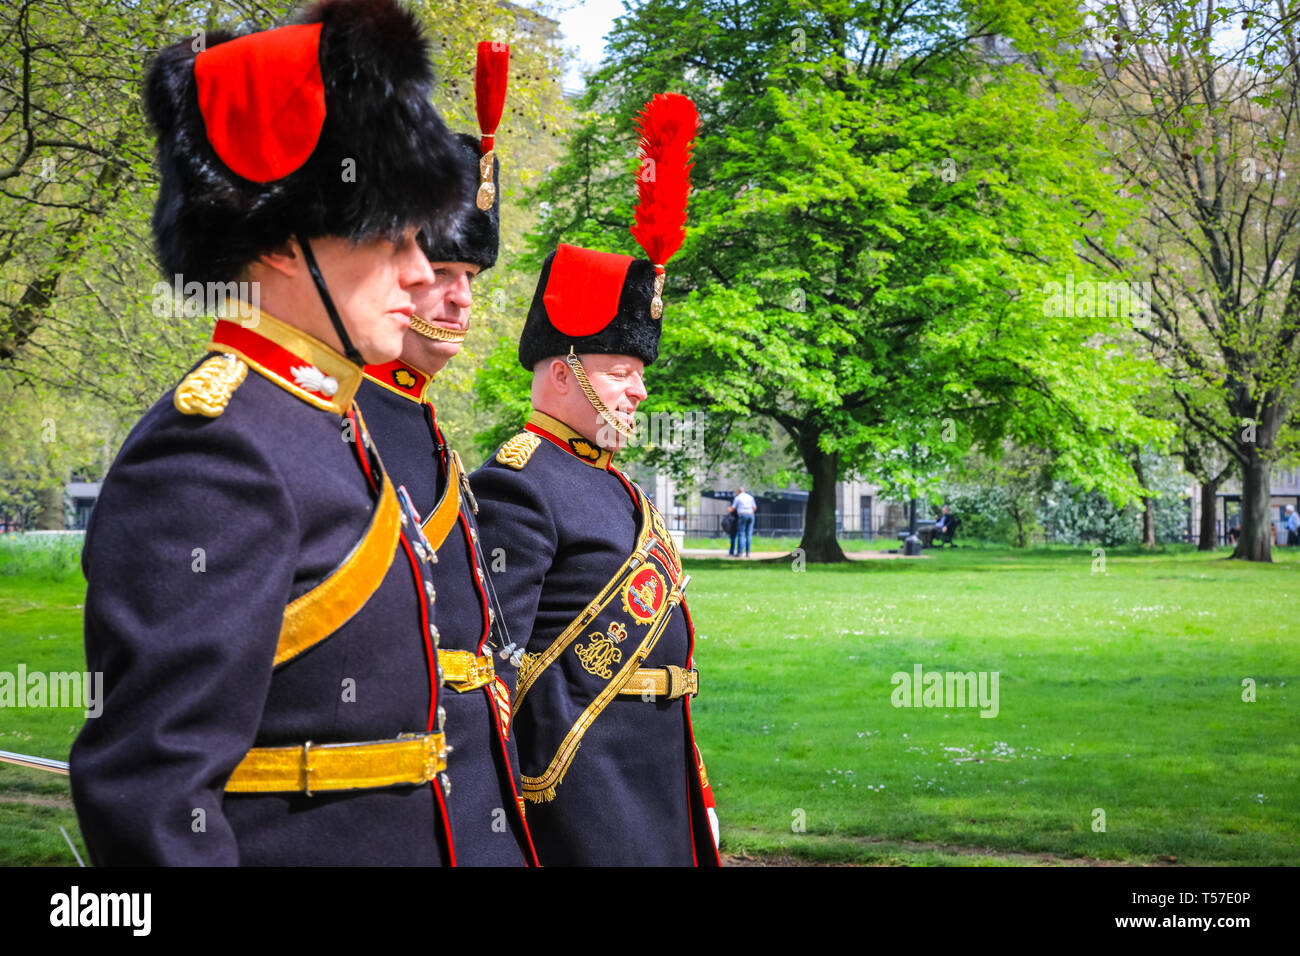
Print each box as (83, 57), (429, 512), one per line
(410, 314), (467, 343)
(566, 347), (634, 441)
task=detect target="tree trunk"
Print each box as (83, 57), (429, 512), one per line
(34, 486), (64, 531)
(1131, 448), (1156, 548)
(795, 438), (846, 563)
(1198, 478), (1218, 551)
(1231, 455), (1273, 562)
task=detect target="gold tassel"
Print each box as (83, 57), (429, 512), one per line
(521, 784), (558, 804)
(650, 268), (666, 319)
(476, 151), (496, 211)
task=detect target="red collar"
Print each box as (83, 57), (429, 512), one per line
(208, 308), (361, 414)
(363, 359), (432, 404)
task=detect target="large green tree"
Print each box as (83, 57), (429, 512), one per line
(496, 0), (1168, 560)
(1072, 0), (1300, 561)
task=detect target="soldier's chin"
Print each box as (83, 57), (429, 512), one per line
(355, 319), (408, 366)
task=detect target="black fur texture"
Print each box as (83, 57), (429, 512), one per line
(418, 133), (499, 270)
(145, 0), (473, 285)
(518, 251), (661, 369)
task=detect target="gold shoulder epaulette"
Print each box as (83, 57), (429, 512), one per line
(174, 353), (248, 417)
(496, 431), (541, 470)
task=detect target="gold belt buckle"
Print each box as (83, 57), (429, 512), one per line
(302, 740), (314, 797)
(400, 732), (450, 781)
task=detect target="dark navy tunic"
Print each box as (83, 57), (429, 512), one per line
(358, 363), (534, 865)
(470, 410), (719, 866)
(70, 313), (452, 866)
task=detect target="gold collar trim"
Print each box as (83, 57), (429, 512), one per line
(207, 306), (362, 415)
(526, 409), (614, 469)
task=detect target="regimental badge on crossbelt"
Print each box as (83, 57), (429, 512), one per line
(621, 567), (667, 624)
(574, 620), (627, 679)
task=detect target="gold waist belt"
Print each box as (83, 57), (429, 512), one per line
(617, 665), (698, 700)
(225, 733), (448, 795)
(439, 649), (495, 692)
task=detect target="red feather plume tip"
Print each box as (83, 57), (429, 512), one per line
(630, 93), (698, 267)
(475, 41), (510, 154)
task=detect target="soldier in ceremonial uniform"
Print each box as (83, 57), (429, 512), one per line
(70, 0), (473, 865)
(470, 94), (721, 866)
(357, 43), (536, 865)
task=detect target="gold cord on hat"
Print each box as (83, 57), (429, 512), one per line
(566, 347), (634, 440)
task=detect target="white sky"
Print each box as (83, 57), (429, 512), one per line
(550, 0), (626, 91)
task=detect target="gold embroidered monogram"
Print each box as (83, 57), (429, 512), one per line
(174, 353), (248, 417)
(574, 620), (627, 679)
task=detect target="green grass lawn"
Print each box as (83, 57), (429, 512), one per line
(1, 534), (1296, 865)
(0, 534), (90, 865)
(687, 544), (1299, 865)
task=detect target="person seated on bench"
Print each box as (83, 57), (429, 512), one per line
(933, 505), (959, 547)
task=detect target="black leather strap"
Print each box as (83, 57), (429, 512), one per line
(299, 235), (365, 366)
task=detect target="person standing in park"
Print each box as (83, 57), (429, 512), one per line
(71, 0), (474, 865)
(470, 94), (720, 866)
(723, 504), (739, 556)
(355, 42), (535, 866)
(731, 486), (757, 557)
(1286, 504), (1299, 546)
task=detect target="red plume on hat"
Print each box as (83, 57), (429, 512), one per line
(475, 41), (509, 209)
(419, 40), (509, 270)
(630, 93), (698, 318)
(517, 92), (698, 369)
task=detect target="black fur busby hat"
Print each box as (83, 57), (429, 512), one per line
(517, 94), (698, 370)
(419, 133), (499, 269)
(144, 0), (473, 286)
(519, 247), (658, 368)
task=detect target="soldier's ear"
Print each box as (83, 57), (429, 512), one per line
(255, 239), (302, 280)
(547, 357), (571, 394)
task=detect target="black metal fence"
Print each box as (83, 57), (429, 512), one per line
(668, 513), (899, 538)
